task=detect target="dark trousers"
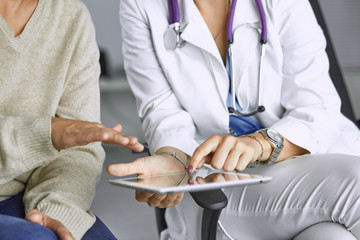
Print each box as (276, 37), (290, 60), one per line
(0, 192), (117, 240)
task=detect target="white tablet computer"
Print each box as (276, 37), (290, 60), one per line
(109, 168), (271, 194)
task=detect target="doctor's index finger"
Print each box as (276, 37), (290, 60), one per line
(188, 141), (217, 172)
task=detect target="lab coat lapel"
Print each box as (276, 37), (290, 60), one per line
(177, 0), (262, 108)
(180, 0), (261, 63)
(178, 0), (229, 107)
(179, 0), (222, 63)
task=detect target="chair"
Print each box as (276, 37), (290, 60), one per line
(155, 190), (228, 240)
(308, 0), (359, 127)
(154, 0), (359, 239)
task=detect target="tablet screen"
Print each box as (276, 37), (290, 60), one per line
(109, 168), (271, 194)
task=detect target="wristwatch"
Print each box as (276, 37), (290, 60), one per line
(256, 128), (284, 165)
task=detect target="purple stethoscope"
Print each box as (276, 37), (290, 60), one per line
(167, 0), (267, 117)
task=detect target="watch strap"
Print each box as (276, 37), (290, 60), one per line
(257, 128), (284, 165)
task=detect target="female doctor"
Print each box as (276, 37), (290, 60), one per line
(108, 0), (360, 239)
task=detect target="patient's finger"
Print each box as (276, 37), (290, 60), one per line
(135, 190), (153, 202)
(159, 193), (184, 208)
(102, 131), (144, 152)
(107, 158), (146, 176)
(111, 124), (123, 132)
(26, 210), (74, 240)
(147, 194), (167, 207)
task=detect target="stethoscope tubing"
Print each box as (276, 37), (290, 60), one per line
(254, 0), (267, 43)
(168, 0), (267, 117)
(169, 0), (180, 24)
(227, 0), (237, 43)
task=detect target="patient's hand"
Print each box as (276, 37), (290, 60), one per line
(134, 190), (184, 208)
(51, 118), (144, 152)
(107, 154), (186, 208)
(26, 210), (74, 240)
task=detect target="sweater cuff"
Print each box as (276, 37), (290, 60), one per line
(15, 116), (58, 168)
(36, 201), (96, 240)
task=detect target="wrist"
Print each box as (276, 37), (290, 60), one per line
(245, 134), (264, 168)
(155, 152), (188, 170)
(251, 132), (272, 161)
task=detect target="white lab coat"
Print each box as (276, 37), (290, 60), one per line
(120, 0), (360, 157)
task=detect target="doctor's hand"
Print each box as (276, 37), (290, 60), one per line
(187, 134), (270, 173)
(51, 118), (144, 152)
(107, 154), (186, 208)
(26, 210), (74, 240)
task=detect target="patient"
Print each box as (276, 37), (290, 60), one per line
(0, 0), (143, 239)
(108, 0), (360, 239)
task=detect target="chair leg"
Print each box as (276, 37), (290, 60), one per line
(155, 207), (167, 236)
(201, 208), (223, 240)
(155, 190), (228, 239)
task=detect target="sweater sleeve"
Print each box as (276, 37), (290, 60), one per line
(24, 145), (104, 240)
(0, 116), (58, 183)
(23, 3), (105, 239)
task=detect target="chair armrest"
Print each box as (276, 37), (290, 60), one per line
(190, 189), (228, 210)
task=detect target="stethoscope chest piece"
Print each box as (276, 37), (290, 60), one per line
(163, 28), (178, 50)
(164, 23), (185, 50)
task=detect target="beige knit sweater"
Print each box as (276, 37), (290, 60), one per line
(0, 0), (105, 239)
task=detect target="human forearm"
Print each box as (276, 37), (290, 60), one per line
(278, 137), (310, 161)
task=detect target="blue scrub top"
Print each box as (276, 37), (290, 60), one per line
(226, 54), (263, 136)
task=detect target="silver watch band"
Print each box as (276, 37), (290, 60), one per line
(257, 128), (284, 165)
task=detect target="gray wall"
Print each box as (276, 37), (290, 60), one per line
(84, 0), (123, 75)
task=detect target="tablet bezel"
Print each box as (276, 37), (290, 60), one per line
(109, 170), (272, 194)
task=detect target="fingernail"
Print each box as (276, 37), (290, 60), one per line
(188, 179), (194, 185)
(187, 165), (193, 173)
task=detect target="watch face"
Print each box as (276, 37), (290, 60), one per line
(267, 129), (283, 143)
